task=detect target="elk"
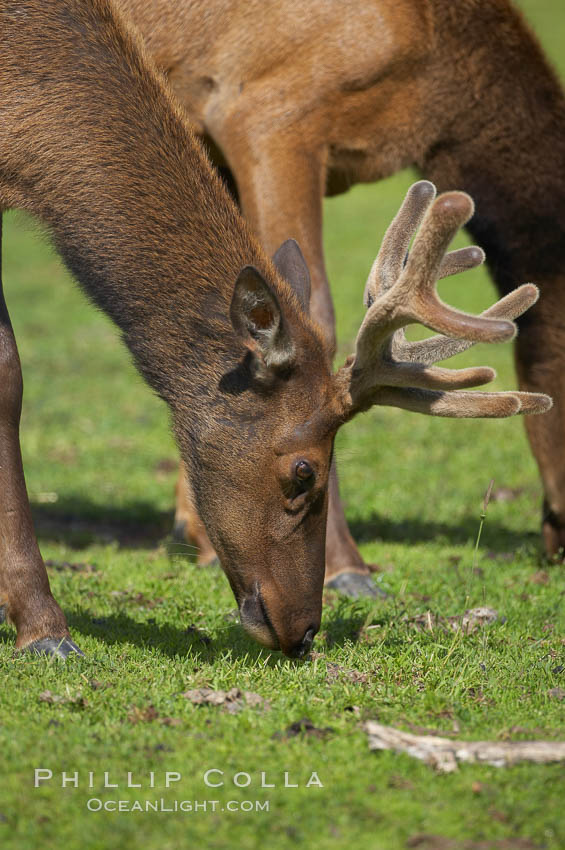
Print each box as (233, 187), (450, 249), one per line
(0, 0), (549, 660)
(117, 0), (565, 582)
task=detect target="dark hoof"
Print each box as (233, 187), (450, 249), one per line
(24, 637), (85, 660)
(171, 519), (188, 543)
(0, 605), (6, 625)
(542, 502), (565, 562)
(167, 520), (195, 559)
(325, 572), (386, 599)
(198, 556), (220, 569)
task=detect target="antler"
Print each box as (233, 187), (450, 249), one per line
(335, 181), (552, 419)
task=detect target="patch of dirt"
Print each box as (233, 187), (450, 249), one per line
(272, 717), (334, 740)
(467, 687), (496, 706)
(39, 690), (88, 708)
(548, 687), (565, 701)
(110, 590), (164, 609)
(325, 661), (369, 685)
(87, 679), (112, 691)
(404, 607), (503, 635)
(182, 688), (270, 714)
(127, 704), (160, 724)
(529, 571), (550, 585)
(127, 704), (182, 726)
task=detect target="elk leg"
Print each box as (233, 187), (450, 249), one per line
(0, 218), (82, 658)
(514, 301), (565, 559)
(214, 130), (378, 595)
(172, 460), (218, 566)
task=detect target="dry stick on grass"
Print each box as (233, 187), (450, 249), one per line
(364, 722), (565, 773)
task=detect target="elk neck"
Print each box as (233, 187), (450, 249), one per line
(420, 0), (565, 300)
(0, 0), (267, 414)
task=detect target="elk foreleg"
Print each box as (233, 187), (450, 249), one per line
(0, 218), (82, 658)
(514, 295), (565, 559)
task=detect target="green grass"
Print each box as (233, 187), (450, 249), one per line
(1, 1), (565, 848)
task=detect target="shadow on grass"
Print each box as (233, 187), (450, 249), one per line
(30, 496), (174, 550)
(349, 512), (539, 553)
(31, 495), (539, 556)
(0, 605), (375, 664)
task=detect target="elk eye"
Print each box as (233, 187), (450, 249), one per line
(294, 459), (314, 484)
(283, 459), (317, 511)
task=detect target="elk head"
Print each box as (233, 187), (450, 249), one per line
(181, 182), (551, 658)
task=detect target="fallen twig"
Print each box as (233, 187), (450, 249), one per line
(364, 721), (565, 773)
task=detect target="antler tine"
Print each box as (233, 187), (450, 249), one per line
(353, 189), (515, 377)
(400, 284), (540, 365)
(396, 192), (516, 343)
(374, 388), (552, 419)
(438, 245), (485, 279)
(335, 182), (553, 421)
(363, 180), (436, 307)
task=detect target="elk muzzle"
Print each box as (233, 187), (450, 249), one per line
(239, 583), (320, 658)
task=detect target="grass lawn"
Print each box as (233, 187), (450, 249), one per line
(1, 1), (564, 848)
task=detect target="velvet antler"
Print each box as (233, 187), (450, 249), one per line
(335, 181), (552, 419)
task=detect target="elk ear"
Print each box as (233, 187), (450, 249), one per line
(230, 265), (295, 369)
(272, 239), (311, 314)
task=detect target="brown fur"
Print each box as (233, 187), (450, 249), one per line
(0, 0), (337, 655)
(118, 0), (565, 558)
(0, 0), (548, 659)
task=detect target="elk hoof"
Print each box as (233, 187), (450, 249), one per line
(199, 555), (220, 569)
(325, 572), (386, 599)
(25, 637), (85, 660)
(171, 519), (189, 543)
(0, 605), (6, 625)
(542, 501), (565, 562)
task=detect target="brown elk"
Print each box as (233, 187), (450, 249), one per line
(0, 0), (549, 659)
(117, 0), (565, 582)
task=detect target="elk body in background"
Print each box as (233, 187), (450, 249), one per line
(119, 0), (565, 580)
(0, 0), (549, 659)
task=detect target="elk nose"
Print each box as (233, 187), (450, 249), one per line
(287, 627), (316, 659)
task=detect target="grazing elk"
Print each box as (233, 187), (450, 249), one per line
(118, 0), (565, 580)
(0, 0), (549, 659)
